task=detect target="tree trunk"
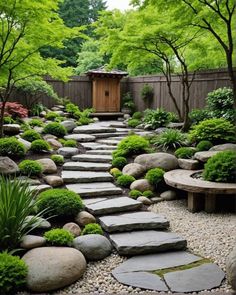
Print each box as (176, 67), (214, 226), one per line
(0, 100), (6, 138)
(226, 52), (236, 108)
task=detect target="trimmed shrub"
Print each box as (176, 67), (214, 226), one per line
(43, 122), (67, 137)
(51, 154), (64, 166)
(64, 139), (77, 147)
(110, 168), (122, 179)
(45, 112), (59, 120)
(79, 117), (92, 125)
(145, 168), (165, 187)
(0, 137), (26, 158)
(3, 116), (15, 124)
(44, 228), (74, 246)
(143, 108), (170, 129)
(30, 139), (50, 153)
(116, 174), (135, 187)
(129, 189), (143, 199)
(132, 111), (143, 120)
(29, 119), (44, 127)
(0, 252), (28, 294)
(128, 119), (141, 128)
(19, 160), (43, 177)
(21, 130), (41, 142)
(203, 151), (236, 183)
(189, 118), (236, 144)
(196, 140), (213, 151)
(81, 223), (103, 235)
(112, 149), (126, 159)
(189, 108), (211, 125)
(117, 135), (149, 156)
(65, 103), (79, 114)
(37, 189), (83, 218)
(143, 190), (154, 198)
(175, 147), (196, 159)
(153, 129), (188, 151)
(112, 156), (127, 169)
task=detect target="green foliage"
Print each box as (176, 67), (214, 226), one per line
(196, 140), (213, 152)
(122, 92), (135, 112)
(189, 118), (236, 144)
(0, 176), (46, 250)
(51, 154), (64, 165)
(19, 160), (43, 177)
(206, 87), (235, 122)
(128, 118), (141, 128)
(46, 112), (60, 121)
(43, 122), (67, 137)
(141, 84), (154, 101)
(30, 140), (50, 153)
(0, 252), (28, 294)
(203, 151), (236, 183)
(168, 112), (179, 123)
(31, 103), (46, 117)
(116, 174), (135, 187)
(143, 108), (170, 129)
(81, 223), (103, 236)
(0, 137), (26, 158)
(21, 130), (42, 142)
(112, 156), (128, 169)
(3, 116), (15, 124)
(175, 147), (196, 159)
(38, 189), (83, 218)
(129, 189), (143, 199)
(29, 119), (44, 127)
(64, 139), (77, 147)
(79, 116), (93, 125)
(117, 135), (149, 156)
(132, 111), (143, 120)
(153, 129), (188, 151)
(65, 103), (80, 114)
(110, 168), (123, 179)
(143, 190), (154, 198)
(189, 109), (211, 125)
(145, 168), (165, 187)
(44, 228), (74, 246)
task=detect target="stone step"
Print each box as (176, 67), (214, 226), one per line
(86, 150), (114, 155)
(66, 182), (122, 198)
(96, 139), (120, 146)
(63, 161), (112, 171)
(98, 211), (169, 233)
(92, 132), (128, 139)
(72, 154), (112, 163)
(80, 142), (117, 150)
(107, 123), (127, 128)
(109, 230), (187, 256)
(86, 197), (142, 216)
(73, 126), (116, 134)
(61, 171), (113, 183)
(64, 134), (95, 142)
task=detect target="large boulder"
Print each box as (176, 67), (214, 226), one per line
(73, 234), (112, 261)
(3, 124), (21, 135)
(18, 137), (31, 151)
(36, 158), (57, 174)
(20, 235), (46, 249)
(75, 211), (96, 227)
(122, 163), (146, 178)
(43, 175), (63, 187)
(46, 138), (63, 150)
(0, 157), (19, 174)
(210, 143), (236, 152)
(22, 247), (86, 292)
(226, 247), (236, 291)
(61, 120), (77, 132)
(134, 153), (178, 171)
(130, 179), (154, 192)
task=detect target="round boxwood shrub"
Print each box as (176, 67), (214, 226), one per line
(203, 151), (236, 183)
(143, 190), (154, 198)
(112, 156), (127, 169)
(127, 119), (141, 128)
(0, 137), (26, 158)
(0, 252), (28, 294)
(81, 223), (103, 235)
(196, 140), (213, 151)
(43, 122), (67, 137)
(112, 149), (126, 159)
(116, 174), (135, 187)
(37, 189), (83, 217)
(132, 111), (143, 120)
(45, 112), (59, 120)
(51, 154), (64, 166)
(21, 130), (41, 142)
(175, 147), (196, 159)
(19, 160), (43, 177)
(30, 139), (50, 153)
(64, 139), (77, 147)
(189, 118), (236, 144)
(44, 228), (74, 246)
(129, 189), (143, 199)
(145, 168), (165, 187)
(117, 135), (149, 156)
(110, 168), (122, 179)
(29, 119), (44, 127)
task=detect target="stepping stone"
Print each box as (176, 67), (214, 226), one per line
(86, 150), (114, 155)
(97, 139), (120, 146)
(73, 126), (116, 134)
(58, 147), (79, 158)
(83, 198), (108, 206)
(72, 154), (112, 163)
(107, 136), (126, 141)
(64, 134), (95, 142)
(63, 162), (111, 171)
(93, 132), (128, 139)
(109, 230), (187, 256)
(61, 171), (113, 183)
(99, 211), (169, 233)
(164, 263), (225, 293)
(66, 182), (122, 197)
(112, 251), (202, 274)
(86, 197), (142, 216)
(108, 122), (127, 128)
(80, 142), (117, 150)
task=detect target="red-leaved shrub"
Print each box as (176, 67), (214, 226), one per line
(0, 102), (28, 118)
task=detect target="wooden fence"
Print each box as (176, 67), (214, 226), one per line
(11, 69), (234, 114)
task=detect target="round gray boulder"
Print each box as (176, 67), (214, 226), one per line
(210, 143), (236, 152)
(122, 163), (146, 178)
(73, 234), (112, 261)
(36, 158), (57, 174)
(22, 247), (86, 292)
(130, 179), (154, 192)
(0, 157), (19, 174)
(61, 120), (77, 132)
(75, 211), (96, 227)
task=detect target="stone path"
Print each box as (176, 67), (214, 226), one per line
(62, 120), (225, 293)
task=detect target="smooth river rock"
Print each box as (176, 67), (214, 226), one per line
(122, 163), (146, 178)
(226, 247), (236, 291)
(0, 156), (19, 174)
(36, 158), (57, 174)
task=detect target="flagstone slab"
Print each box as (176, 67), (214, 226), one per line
(83, 198), (108, 206)
(99, 211), (169, 233)
(80, 143), (117, 150)
(112, 271), (168, 291)
(63, 162), (111, 171)
(86, 197), (142, 215)
(64, 134), (95, 142)
(112, 251), (202, 274)
(61, 171), (113, 183)
(109, 230), (187, 256)
(73, 126), (116, 134)
(93, 132), (128, 139)
(66, 182), (122, 197)
(72, 154), (112, 163)
(164, 263), (225, 293)
(96, 139), (120, 146)
(86, 150), (114, 155)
